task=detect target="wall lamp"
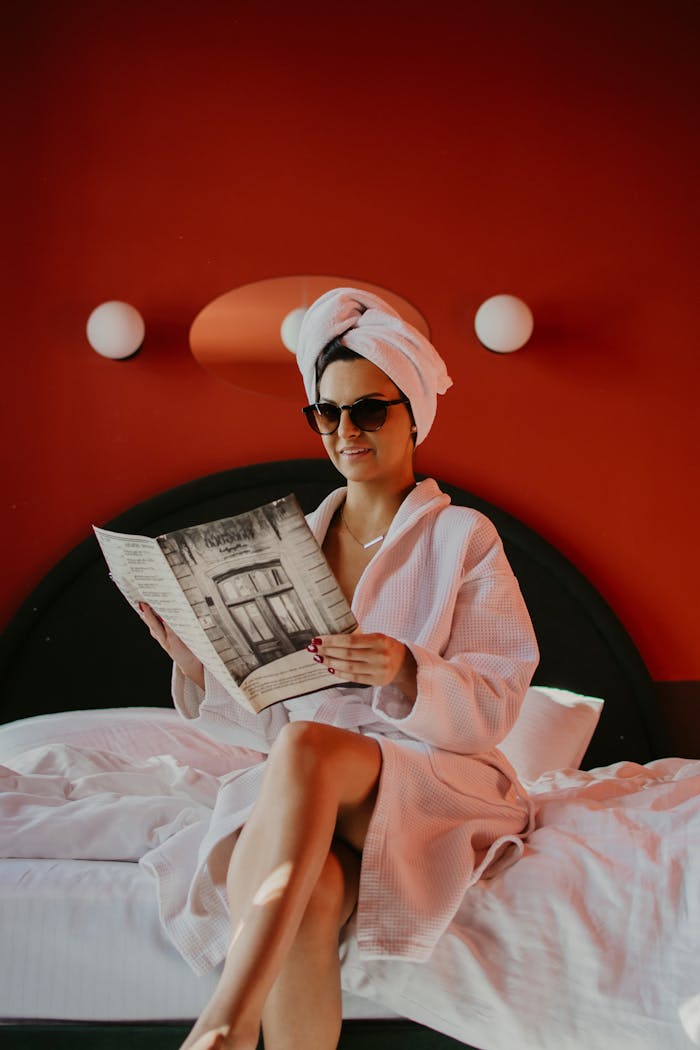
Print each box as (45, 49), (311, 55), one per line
(86, 301), (145, 360)
(475, 294), (534, 353)
(280, 307), (308, 353)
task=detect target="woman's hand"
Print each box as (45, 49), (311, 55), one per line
(307, 632), (417, 701)
(138, 602), (205, 690)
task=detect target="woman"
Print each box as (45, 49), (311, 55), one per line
(140, 288), (539, 1050)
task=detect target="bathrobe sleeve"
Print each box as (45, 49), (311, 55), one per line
(371, 512), (539, 754)
(172, 666), (289, 752)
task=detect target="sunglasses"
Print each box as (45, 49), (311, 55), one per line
(302, 397), (409, 435)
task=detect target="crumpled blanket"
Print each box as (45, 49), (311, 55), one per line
(1, 744), (224, 860)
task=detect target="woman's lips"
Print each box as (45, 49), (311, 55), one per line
(339, 447), (372, 457)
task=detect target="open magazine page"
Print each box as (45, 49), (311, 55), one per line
(93, 527), (256, 710)
(155, 496), (357, 711)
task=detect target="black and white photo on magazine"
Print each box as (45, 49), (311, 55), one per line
(158, 496), (354, 685)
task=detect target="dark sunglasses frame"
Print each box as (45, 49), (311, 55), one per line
(302, 396), (409, 435)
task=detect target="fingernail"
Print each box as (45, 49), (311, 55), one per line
(327, 667), (336, 675)
(313, 654), (324, 664)
(306, 643), (318, 653)
(312, 637), (322, 646)
(138, 602), (144, 612)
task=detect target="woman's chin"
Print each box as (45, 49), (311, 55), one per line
(333, 450), (376, 476)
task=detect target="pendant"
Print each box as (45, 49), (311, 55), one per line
(363, 534), (384, 549)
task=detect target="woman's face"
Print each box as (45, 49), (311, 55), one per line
(316, 358), (416, 488)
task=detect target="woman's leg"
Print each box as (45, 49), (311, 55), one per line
(180, 721), (381, 1050)
(261, 839), (361, 1050)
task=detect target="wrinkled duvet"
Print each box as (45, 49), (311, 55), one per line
(2, 741), (698, 1050)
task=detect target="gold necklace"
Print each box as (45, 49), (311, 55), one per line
(341, 508), (387, 550)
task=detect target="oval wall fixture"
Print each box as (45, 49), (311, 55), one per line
(189, 276), (431, 400)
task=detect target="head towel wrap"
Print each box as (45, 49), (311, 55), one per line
(296, 287), (452, 445)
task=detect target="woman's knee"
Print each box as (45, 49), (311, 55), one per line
(263, 721), (381, 841)
(274, 719), (327, 751)
(267, 720), (333, 783)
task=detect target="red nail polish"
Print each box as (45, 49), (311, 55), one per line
(307, 643), (318, 653)
(312, 637), (322, 646)
(313, 654), (324, 664)
(327, 667), (336, 675)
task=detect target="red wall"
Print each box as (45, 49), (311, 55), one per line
(3, 2), (699, 691)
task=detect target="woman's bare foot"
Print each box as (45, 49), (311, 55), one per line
(180, 1020), (259, 1050)
(183, 1026), (230, 1050)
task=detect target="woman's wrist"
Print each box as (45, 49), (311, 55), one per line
(392, 644), (418, 702)
(177, 659), (205, 691)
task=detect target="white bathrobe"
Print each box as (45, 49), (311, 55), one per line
(143, 478), (539, 974)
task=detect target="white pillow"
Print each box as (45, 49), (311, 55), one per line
(499, 686), (604, 781)
(0, 707), (260, 774)
(0, 689), (603, 784)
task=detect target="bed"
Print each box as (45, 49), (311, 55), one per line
(0, 458), (697, 1050)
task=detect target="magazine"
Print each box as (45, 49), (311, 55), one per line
(94, 495), (357, 713)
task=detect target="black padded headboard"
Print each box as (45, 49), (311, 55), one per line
(0, 459), (672, 768)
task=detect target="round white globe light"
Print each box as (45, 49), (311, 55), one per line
(280, 307), (308, 353)
(86, 301), (145, 359)
(474, 294), (534, 353)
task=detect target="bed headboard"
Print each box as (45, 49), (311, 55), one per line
(0, 459), (672, 768)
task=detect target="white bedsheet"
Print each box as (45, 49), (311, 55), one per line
(0, 857), (394, 1022)
(1, 742), (698, 1048)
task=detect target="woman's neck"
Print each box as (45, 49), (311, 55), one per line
(342, 476), (416, 537)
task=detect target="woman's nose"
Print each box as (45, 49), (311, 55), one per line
(336, 407), (361, 437)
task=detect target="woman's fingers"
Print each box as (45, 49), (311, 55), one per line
(307, 633), (406, 686)
(138, 603), (179, 654)
(138, 602), (167, 642)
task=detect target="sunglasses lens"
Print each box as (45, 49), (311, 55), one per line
(306, 404), (341, 434)
(351, 399), (387, 431)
